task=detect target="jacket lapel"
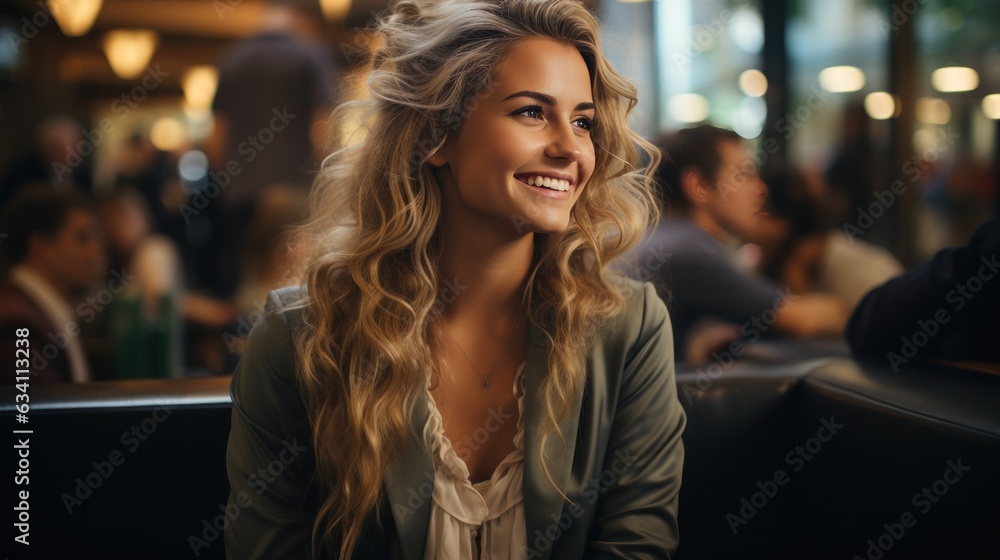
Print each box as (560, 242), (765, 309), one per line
(384, 390), (434, 560)
(523, 321), (585, 559)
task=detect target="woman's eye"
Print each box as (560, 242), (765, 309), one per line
(573, 117), (594, 131)
(515, 106), (544, 120)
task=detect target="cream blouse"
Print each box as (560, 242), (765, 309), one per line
(422, 364), (527, 560)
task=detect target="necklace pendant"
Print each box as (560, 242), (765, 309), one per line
(481, 378), (491, 390)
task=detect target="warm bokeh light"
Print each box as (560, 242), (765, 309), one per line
(103, 30), (158, 79)
(912, 129), (937, 154)
(916, 97), (951, 125)
(668, 93), (710, 123)
(738, 69), (768, 97)
(983, 94), (1000, 120)
(150, 117), (188, 152)
(931, 66), (979, 93)
(319, 0), (352, 21)
(819, 66), (866, 93)
(182, 66), (219, 113)
(47, 0), (103, 37)
(864, 92), (896, 120)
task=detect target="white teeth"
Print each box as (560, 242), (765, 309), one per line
(521, 175), (570, 191)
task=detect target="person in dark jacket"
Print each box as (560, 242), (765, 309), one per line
(846, 217), (1000, 368)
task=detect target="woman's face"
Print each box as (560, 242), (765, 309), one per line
(430, 36), (596, 236)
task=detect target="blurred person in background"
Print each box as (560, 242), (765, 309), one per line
(98, 186), (185, 379)
(234, 185), (310, 317)
(100, 186), (182, 314)
(112, 132), (171, 231)
(824, 100), (884, 232)
(219, 185), (310, 368)
(754, 166), (902, 310)
(205, 0), (337, 299)
(1, 116), (94, 207)
(629, 125), (848, 362)
(847, 216), (999, 365)
(0, 188), (103, 383)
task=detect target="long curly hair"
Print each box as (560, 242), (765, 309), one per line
(293, 0), (660, 557)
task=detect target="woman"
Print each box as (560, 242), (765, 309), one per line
(224, 1), (686, 558)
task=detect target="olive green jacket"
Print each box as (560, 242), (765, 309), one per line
(224, 280), (685, 559)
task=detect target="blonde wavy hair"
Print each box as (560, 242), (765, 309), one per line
(294, 0), (660, 557)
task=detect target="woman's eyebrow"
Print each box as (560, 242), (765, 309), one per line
(502, 90), (596, 111)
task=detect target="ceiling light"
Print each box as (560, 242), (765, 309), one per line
(103, 29), (158, 79)
(819, 66), (866, 93)
(931, 66), (979, 92)
(864, 92), (896, 120)
(47, 0), (103, 37)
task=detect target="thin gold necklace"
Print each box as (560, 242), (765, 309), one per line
(442, 314), (521, 390)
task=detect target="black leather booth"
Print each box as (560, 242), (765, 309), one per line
(675, 358), (999, 559)
(3, 355), (998, 559)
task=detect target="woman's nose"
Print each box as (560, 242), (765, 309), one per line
(545, 123), (582, 162)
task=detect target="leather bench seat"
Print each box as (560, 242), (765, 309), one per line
(2, 354), (997, 559)
(790, 359), (1000, 559)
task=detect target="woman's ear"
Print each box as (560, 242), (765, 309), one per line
(427, 143), (448, 167)
(427, 150), (447, 167)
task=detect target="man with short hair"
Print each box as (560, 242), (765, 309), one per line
(0, 188), (103, 383)
(205, 0), (337, 298)
(631, 124), (847, 362)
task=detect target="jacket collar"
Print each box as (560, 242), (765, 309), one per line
(384, 319), (584, 560)
(383, 387), (432, 560)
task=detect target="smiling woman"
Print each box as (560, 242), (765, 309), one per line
(429, 37), (596, 235)
(224, 1), (686, 559)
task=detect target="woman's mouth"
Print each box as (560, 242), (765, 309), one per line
(514, 173), (573, 199)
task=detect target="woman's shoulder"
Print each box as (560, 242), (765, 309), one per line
(602, 275), (672, 358)
(242, 285), (309, 362)
(229, 285), (311, 431)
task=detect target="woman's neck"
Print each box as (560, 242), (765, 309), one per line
(436, 218), (535, 322)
